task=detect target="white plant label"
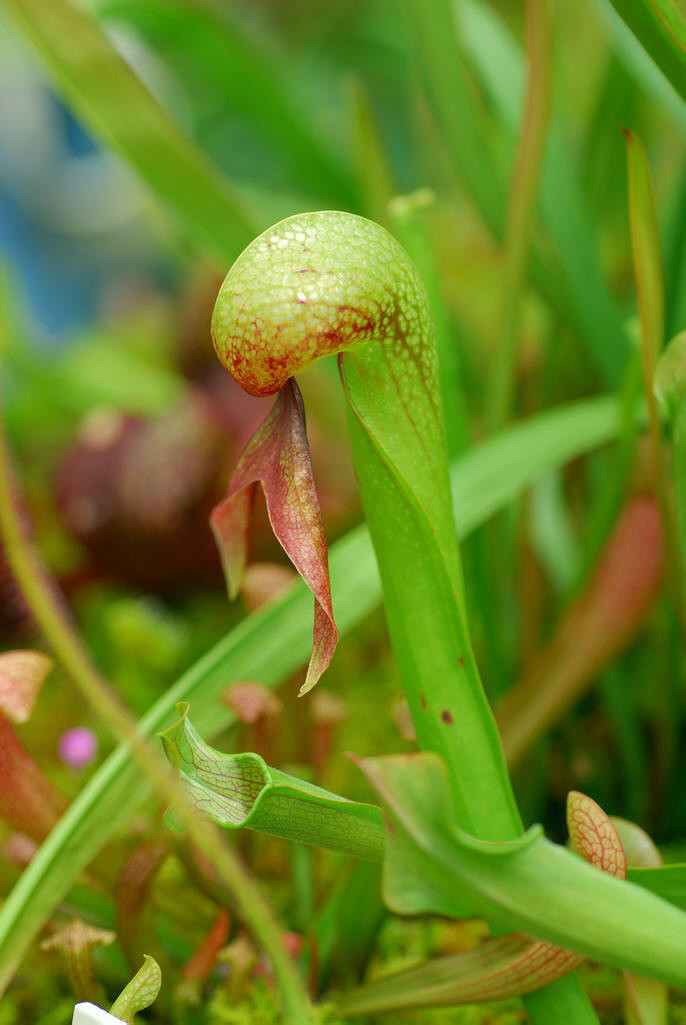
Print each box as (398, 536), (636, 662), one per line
(72, 1003), (125, 1025)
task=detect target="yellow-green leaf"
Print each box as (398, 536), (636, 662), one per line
(110, 956), (161, 1024)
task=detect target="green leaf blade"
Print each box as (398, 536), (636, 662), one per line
(607, 0), (686, 101)
(627, 865), (686, 910)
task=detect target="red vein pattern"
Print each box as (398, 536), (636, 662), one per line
(210, 378), (337, 694)
(567, 790), (627, 879)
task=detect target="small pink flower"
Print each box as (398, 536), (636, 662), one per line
(58, 727), (97, 769)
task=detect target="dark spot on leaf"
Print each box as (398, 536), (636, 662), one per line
(419, 693), (427, 710)
(441, 710), (453, 724)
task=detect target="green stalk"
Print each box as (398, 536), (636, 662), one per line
(212, 210), (597, 1018)
(389, 189), (469, 458)
(488, 0), (551, 428)
(0, 419), (312, 1021)
(341, 375), (519, 838)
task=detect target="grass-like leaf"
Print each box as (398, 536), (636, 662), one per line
(459, 0), (630, 383)
(0, 395), (624, 992)
(607, 0), (686, 102)
(1, 0), (254, 264)
(97, 0), (356, 208)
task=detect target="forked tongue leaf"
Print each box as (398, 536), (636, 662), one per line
(211, 378), (337, 694)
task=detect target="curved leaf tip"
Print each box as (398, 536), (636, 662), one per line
(110, 955), (161, 1024)
(567, 790), (627, 879)
(159, 706), (385, 859)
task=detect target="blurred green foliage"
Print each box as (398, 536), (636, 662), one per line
(0, 0), (686, 1020)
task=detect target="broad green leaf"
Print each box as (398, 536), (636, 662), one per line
(160, 704), (385, 861)
(110, 955), (161, 1024)
(627, 865), (686, 910)
(0, 394), (624, 993)
(452, 397), (623, 535)
(606, 0), (686, 101)
(358, 753), (686, 987)
(1, 0), (253, 264)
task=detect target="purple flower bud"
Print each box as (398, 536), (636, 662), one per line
(59, 727), (97, 769)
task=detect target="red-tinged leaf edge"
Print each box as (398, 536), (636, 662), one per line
(182, 909), (231, 983)
(0, 650), (54, 723)
(210, 378), (337, 694)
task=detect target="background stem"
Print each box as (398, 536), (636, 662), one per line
(672, 391), (686, 567)
(488, 0), (552, 428)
